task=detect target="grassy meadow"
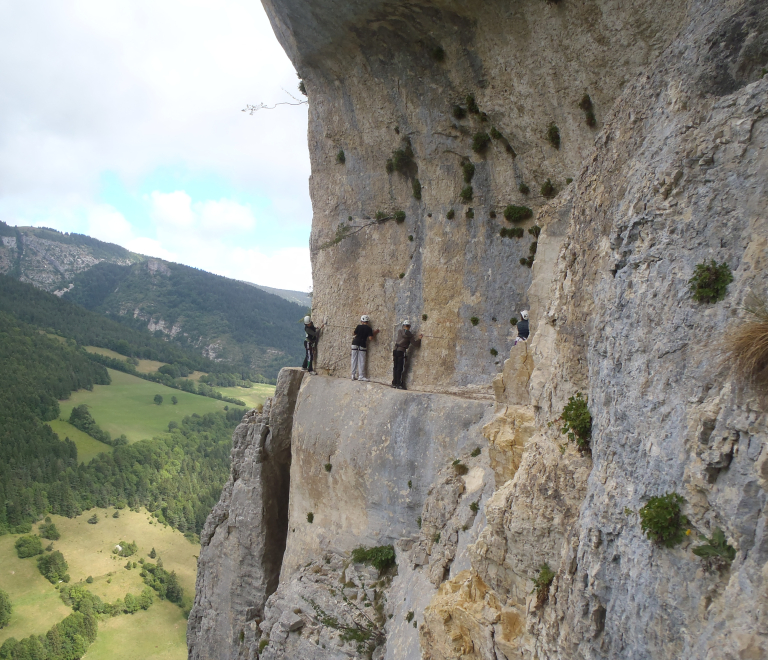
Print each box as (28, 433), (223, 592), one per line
(86, 600), (187, 660)
(0, 508), (196, 659)
(47, 419), (112, 464)
(0, 535), (72, 642)
(84, 346), (166, 375)
(57, 368), (231, 444)
(215, 383), (274, 410)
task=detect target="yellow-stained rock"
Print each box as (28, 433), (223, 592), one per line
(482, 405), (536, 488)
(492, 342), (534, 406)
(421, 570), (526, 660)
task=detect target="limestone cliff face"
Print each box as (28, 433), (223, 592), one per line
(188, 0), (768, 658)
(263, 0), (688, 390)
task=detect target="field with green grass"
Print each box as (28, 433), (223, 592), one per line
(58, 368), (231, 443)
(0, 535), (72, 642)
(47, 419), (112, 464)
(215, 383), (275, 410)
(84, 345), (167, 374)
(87, 600), (187, 660)
(0, 508), (196, 659)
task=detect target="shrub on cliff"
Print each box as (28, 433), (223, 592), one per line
(351, 545), (396, 573)
(430, 46), (445, 62)
(336, 150), (345, 164)
(639, 493), (688, 547)
(531, 563), (555, 608)
(518, 182), (530, 195)
(504, 205), (533, 223)
(693, 528), (736, 571)
(560, 392), (591, 449)
(462, 161), (475, 183)
(460, 186), (473, 202)
(546, 123), (560, 149)
(688, 260), (733, 303)
(540, 178), (556, 198)
(466, 94), (479, 114)
(392, 142), (415, 174)
(452, 105), (467, 120)
(412, 178), (422, 200)
(472, 132), (491, 153)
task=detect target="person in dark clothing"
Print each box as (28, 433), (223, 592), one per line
(302, 315), (324, 373)
(515, 310), (530, 345)
(392, 319), (422, 389)
(351, 315), (379, 381)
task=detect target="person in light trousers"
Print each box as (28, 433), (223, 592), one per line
(351, 315), (379, 381)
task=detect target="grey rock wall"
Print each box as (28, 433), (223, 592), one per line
(261, 0), (688, 390)
(189, 0), (768, 658)
(187, 368), (304, 660)
(280, 374), (494, 579)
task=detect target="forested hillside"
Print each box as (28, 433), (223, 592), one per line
(0, 223), (308, 379)
(0, 275), (212, 371)
(64, 260), (306, 379)
(0, 310), (241, 536)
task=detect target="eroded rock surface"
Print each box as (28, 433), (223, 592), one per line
(189, 0), (768, 658)
(187, 368), (304, 660)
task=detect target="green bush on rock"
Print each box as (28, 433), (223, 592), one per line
(689, 260), (733, 303)
(560, 392), (591, 449)
(639, 492), (688, 547)
(351, 545), (396, 573)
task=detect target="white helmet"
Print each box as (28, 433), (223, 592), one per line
(402, 319), (411, 327)
(304, 316), (311, 324)
(361, 315), (370, 322)
(521, 310), (529, 320)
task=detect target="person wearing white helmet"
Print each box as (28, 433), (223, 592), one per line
(392, 319), (423, 389)
(302, 315), (324, 374)
(515, 310), (530, 345)
(351, 314), (379, 381)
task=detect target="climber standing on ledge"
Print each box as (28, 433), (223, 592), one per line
(351, 315), (379, 381)
(302, 315), (323, 374)
(392, 319), (422, 390)
(515, 310), (530, 345)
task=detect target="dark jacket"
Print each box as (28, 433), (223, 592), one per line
(395, 328), (421, 351)
(304, 323), (319, 342)
(517, 319), (529, 340)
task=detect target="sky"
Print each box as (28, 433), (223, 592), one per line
(0, 0), (313, 291)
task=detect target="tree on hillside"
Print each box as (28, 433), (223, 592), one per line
(39, 522), (60, 540)
(15, 535), (43, 558)
(0, 588), (11, 628)
(37, 550), (69, 583)
(171, 395), (178, 405)
(154, 394), (163, 405)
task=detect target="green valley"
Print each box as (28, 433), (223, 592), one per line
(0, 508), (198, 660)
(0, 233), (289, 660)
(57, 369), (232, 445)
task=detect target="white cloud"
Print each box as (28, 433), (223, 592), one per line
(149, 191), (196, 228)
(86, 205), (134, 245)
(196, 199), (256, 233)
(0, 0), (313, 289)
